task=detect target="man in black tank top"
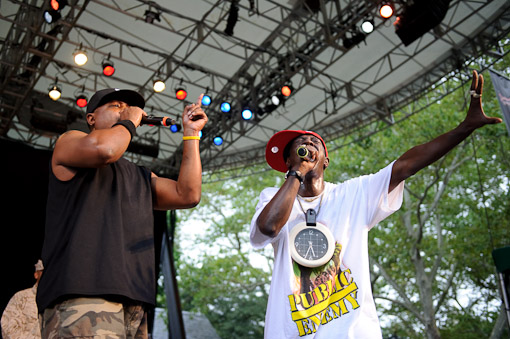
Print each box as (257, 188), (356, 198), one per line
(37, 88), (208, 338)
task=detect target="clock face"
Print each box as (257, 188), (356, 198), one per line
(289, 222), (335, 267)
(294, 228), (329, 260)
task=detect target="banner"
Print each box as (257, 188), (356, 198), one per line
(489, 69), (510, 137)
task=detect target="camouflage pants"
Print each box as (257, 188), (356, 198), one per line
(39, 297), (148, 338)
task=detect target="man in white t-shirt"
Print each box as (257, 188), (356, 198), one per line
(250, 71), (502, 338)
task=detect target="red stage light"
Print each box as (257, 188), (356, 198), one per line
(76, 95), (87, 108)
(281, 85), (292, 97)
(176, 88), (187, 101)
(50, 0), (66, 11)
(379, 3), (394, 19)
(103, 64), (115, 77)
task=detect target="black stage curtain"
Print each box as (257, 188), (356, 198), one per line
(0, 138), (164, 337)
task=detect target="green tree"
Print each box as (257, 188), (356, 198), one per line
(174, 174), (276, 338)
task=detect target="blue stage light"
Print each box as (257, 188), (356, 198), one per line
(170, 124), (181, 133)
(213, 136), (223, 146)
(241, 108), (253, 120)
(201, 95), (211, 106)
(220, 102), (231, 113)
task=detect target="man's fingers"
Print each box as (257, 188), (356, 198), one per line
(471, 70), (478, 91)
(477, 74), (484, 94)
(196, 94), (204, 107)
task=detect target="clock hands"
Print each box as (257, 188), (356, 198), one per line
(304, 241), (316, 259)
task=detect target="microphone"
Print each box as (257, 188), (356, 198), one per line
(141, 115), (175, 127)
(297, 146), (309, 158)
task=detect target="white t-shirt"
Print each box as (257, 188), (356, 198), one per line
(250, 162), (404, 339)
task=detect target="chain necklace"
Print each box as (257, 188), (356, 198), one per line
(297, 191), (323, 202)
(296, 192), (323, 226)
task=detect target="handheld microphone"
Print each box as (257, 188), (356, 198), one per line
(297, 146), (309, 158)
(141, 115), (175, 127)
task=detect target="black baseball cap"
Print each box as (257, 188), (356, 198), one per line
(86, 88), (145, 113)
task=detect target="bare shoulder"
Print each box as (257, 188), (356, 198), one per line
(56, 129), (87, 143)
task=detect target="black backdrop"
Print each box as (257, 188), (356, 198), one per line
(0, 137), (166, 337)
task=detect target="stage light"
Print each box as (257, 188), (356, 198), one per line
(43, 9), (61, 23)
(394, 0), (451, 46)
(343, 30), (367, 49)
(213, 136), (223, 146)
(271, 95), (281, 106)
(44, 0), (66, 23)
(175, 88), (187, 100)
(281, 85), (292, 97)
(361, 19), (374, 33)
(102, 55), (115, 77)
(201, 94), (211, 106)
(199, 131), (203, 138)
(170, 123), (181, 133)
(50, 0), (67, 11)
(174, 79), (187, 100)
(144, 9), (161, 24)
(220, 102), (231, 113)
(224, 1), (239, 36)
(48, 80), (62, 101)
(153, 79), (166, 93)
(379, 3), (394, 19)
(75, 94), (87, 108)
(73, 47), (88, 66)
(241, 108), (253, 120)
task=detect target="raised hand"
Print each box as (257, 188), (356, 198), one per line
(464, 70), (502, 130)
(182, 94), (208, 134)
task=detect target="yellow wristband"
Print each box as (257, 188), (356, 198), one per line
(182, 136), (200, 141)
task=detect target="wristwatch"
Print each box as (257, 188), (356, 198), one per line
(285, 170), (303, 183)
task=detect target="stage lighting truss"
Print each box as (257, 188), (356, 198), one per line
(48, 78), (62, 101)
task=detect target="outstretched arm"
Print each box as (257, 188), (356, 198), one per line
(389, 70), (502, 192)
(151, 95), (208, 210)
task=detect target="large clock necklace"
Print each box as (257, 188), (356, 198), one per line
(289, 192), (335, 268)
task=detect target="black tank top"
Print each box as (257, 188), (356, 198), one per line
(37, 158), (155, 311)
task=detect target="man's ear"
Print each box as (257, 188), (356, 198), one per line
(323, 157), (330, 170)
(86, 112), (95, 127)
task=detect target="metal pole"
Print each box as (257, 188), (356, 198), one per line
(161, 210), (186, 339)
(498, 272), (510, 330)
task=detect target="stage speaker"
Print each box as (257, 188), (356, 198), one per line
(394, 0), (451, 46)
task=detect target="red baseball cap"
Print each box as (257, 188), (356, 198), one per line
(265, 130), (328, 173)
